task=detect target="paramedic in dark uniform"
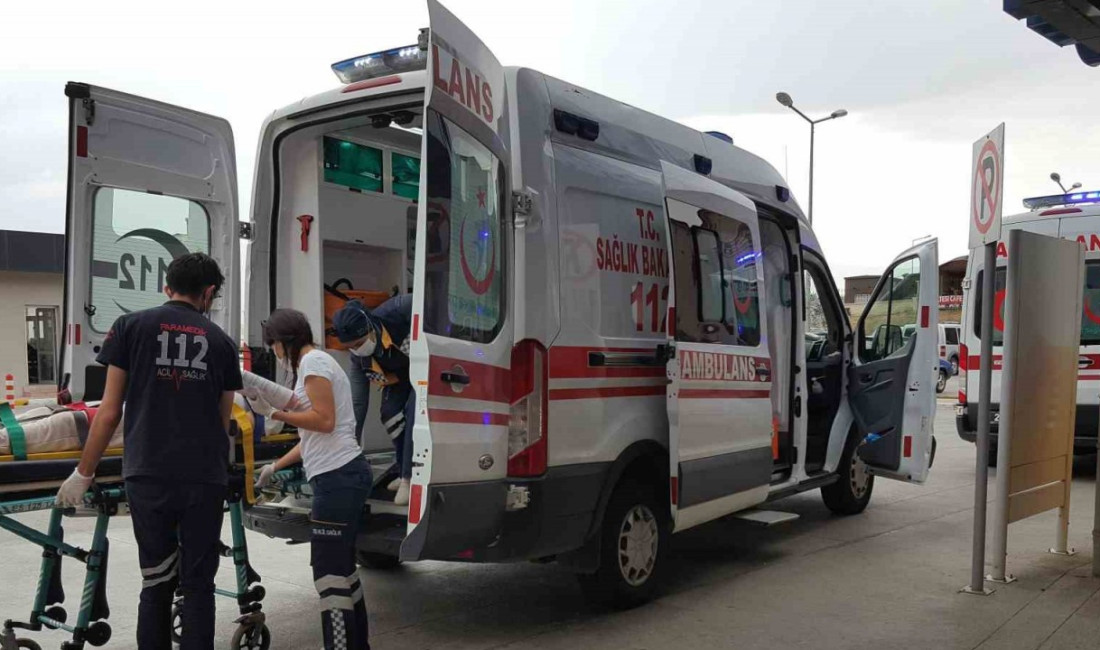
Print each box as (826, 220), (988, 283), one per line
(333, 294), (415, 505)
(57, 253), (242, 650)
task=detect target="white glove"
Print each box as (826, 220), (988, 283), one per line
(247, 394), (277, 419)
(56, 468), (94, 507)
(255, 464), (276, 490)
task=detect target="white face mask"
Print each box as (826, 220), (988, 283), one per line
(350, 336), (376, 358)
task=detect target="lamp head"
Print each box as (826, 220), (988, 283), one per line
(831, 109), (848, 118)
(776, 92), (793, 108)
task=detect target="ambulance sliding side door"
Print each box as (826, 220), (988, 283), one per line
(849, 239), (938, 483)
(60, 83), (239, 402)
(661, 162), (773, 532)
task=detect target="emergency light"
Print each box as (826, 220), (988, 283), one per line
(331, 45), (427, 84)
(1023, 190), (1100, 210)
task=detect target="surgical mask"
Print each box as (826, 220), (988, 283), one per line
(350, 336), (376, 358)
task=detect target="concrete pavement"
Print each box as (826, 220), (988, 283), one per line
(2, 402), (1098, 649)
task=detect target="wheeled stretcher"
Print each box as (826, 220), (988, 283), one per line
(0, 401), (298, 650)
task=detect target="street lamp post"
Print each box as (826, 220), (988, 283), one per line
(776, 92), (848, 224)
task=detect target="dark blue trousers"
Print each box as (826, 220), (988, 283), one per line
(125, 477), (225, 650)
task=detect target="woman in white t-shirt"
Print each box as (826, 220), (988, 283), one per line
(248, 308), (370, 650)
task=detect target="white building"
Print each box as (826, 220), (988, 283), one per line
(0, 230), (64, 399)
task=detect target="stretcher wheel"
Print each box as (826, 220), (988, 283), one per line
(14, 639), (42, 650)
(171, 602), (183, 644)
(85, 621), (111, 647)
(230, 622), (270, 650)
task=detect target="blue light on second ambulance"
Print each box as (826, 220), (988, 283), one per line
(331, 45), (427, 84)
(1022, 190), (1100, 210)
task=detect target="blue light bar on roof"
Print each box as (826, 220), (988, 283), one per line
(331, 45), (426, 84)
(1022, 190), (1100, 210)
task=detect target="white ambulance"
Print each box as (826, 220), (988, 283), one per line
(56, 0), (939, 606)
(957, 190), (1100, 463)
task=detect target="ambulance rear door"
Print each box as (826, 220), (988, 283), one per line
(849, 239), (938, 483)
(660, 161), (773, 532)
(60, 83), (239, 402)
(403, 0), (514, 560)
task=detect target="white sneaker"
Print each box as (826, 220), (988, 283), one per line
(387, 477), (401, 492)
(394, 479), (411, 506)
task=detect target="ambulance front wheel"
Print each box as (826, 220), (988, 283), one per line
(578, 479), (670, 609)
(821, 431), (874, 515)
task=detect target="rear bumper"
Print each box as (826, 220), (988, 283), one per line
(955, 404), (1100, 451)
(244, 463), (610, 564)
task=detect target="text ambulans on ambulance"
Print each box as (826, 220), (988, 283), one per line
(957, 190), (1100, 460)
(56, 0), (939, 606)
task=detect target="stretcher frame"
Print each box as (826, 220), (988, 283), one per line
(0, 406), (299, 650)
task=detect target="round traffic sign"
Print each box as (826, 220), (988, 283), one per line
(971, 139), (1001, 235)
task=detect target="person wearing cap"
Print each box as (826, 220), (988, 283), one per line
(332, 293), (415, 505)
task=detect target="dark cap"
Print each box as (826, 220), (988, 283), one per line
(332, 300), (376, 343)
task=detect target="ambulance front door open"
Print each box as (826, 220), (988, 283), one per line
(848, 239), (939, 484)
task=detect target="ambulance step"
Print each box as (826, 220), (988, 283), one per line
(367, 498), (409, 517)
(733, 509), (800, 527)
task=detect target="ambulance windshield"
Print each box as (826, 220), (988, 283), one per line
(974, 263), (1100, 346)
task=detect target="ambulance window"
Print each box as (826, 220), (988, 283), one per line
(971, 269), (1006, 346)
(1079, 262), (1100, 345)
(944, 327), (959, 345)
(858, 256), (920, 363)
(392, 152), (421, 200)
(695, 228), (724, 323)
(421, 110), (505, 343)
(323, 137), (383, 193)
(667, 198), (761, 347)
(89, 187), (210, 333)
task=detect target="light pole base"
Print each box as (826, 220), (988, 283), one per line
(987, 573), (1017, 584)
(960, 585), (995, 596)
(1049, 547), (1077, 556)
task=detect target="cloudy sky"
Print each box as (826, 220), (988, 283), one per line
(2, 0), (1097, 285)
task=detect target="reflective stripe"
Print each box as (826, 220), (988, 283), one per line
(141, 550), (179, 577)
(314, 574), (351, 593)
(320, 594), (355, 610)
(382, 411), (404, 429)
(142, 565), (178, 589)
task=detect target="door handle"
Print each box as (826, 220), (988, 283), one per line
(440, 371), (471, 385)
(858, 373), (874, 384)
(756, 367), (771, 380)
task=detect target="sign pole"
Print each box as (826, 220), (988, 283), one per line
(962, 123), (1004, 596)
(964, 241), (997, 594)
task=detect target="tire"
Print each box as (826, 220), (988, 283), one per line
(950, 356), (959, 375)
(578, 479), (670, 609)
(356, 551), (402, 570)
(936, 370), (948, 394)
(230, 623), (271, 650)
(821, 430), (874, 515)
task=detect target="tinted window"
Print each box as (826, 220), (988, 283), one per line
(421, 110), (505, 343)
(859, 256), (921, 362)
(392, 152), (421, 200)
(667, 198), (761, 347)
(944, 326), (959, 345)
(90, 188), (209, 333)
(323, 137), (382, 193)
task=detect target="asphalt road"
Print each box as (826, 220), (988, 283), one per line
(2, 401), (1099, 649)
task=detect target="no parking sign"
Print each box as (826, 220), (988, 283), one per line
(969, 123), (1005, 249)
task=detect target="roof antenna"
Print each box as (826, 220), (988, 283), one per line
(1051, 172), (1082, 193)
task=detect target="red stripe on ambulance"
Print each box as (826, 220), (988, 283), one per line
(428, 409), (509, 426)
(548, 346), (665, 379)
(549, 385), (665, 401)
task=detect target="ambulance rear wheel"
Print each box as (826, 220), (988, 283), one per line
(821, 431), (874, 515)
(578, 479), (669, 609)
(356, 551), (402, 570)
